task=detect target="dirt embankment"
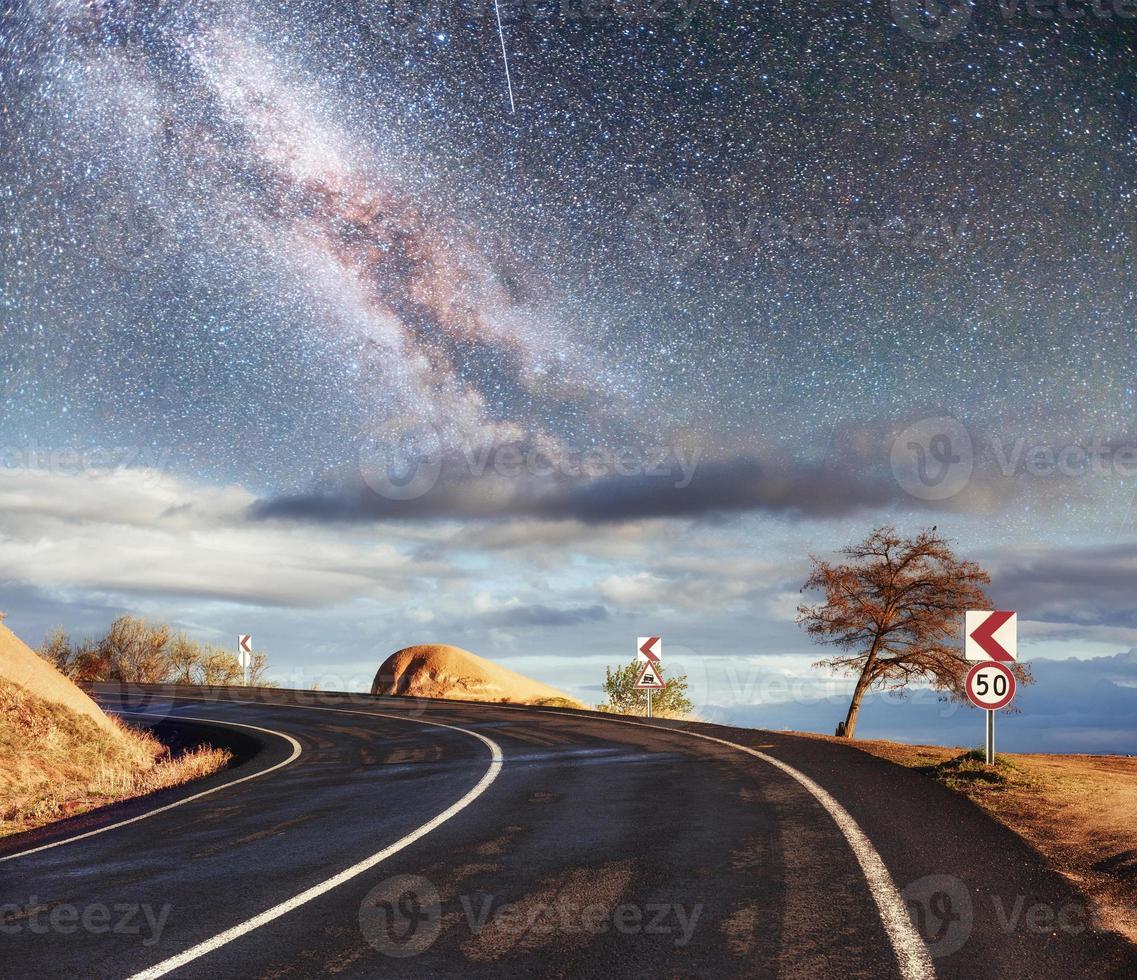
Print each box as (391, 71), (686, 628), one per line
(0, 620), (119, 735)
(0, 619), (230, 839)
(0, 677), (231, 838)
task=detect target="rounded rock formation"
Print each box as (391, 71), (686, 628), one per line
(372, 644), (582, 707)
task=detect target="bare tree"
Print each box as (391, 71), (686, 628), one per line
(34, 616), (274, 688)
(199, 647), (244, 686)
(796, 525), (1031, 738)
(167, 633), (202, 685)
(246, 650), (272, 687)
(99, 615), (174, 683)
(599, 660), (693, 717)
(70, 640), (111, 683)
(37, 628), (73, 672)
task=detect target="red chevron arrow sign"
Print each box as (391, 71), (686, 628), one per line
(637, 636), (662, 663)
(964, 611), (1017, 662)
(238, 634), (253, 654)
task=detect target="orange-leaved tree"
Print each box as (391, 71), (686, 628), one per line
(796, 525), (1031, 738)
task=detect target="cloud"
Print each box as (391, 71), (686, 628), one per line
(598, 572), (669, 606)
(426, 591), (611, 630)
(0, 467), (452, 607)
(989, 543), (1137, 629)
(596, 555), (797, 613)
(251, 455), (908, 525)
(489, 603), (610, 628)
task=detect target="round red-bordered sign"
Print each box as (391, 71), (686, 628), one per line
(965, 660), (1016, 710)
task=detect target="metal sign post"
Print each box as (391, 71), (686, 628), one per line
(636, 637), (663, 719)
(965, 611), (1019, 765)
(634, 658), (664, 719)
(238, 634), (253, 686)
(965, 658), (1016, 765)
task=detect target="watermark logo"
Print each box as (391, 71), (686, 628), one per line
(92, 191), (171, 273)
(359, 421), (443, 501)
(891, 0), (975, 41)
(461, 893), (702, 946)
(890, 417), (974, 501)
(358, 429), (703, 505)
(901, 874), (973, 956)
(891, 0), (1136, 42)
(0, 445), (174, 483)
(626, 188), (707, 273)
(890, 419), (1137, 501)
(627, 192), (972, 274)
(902, 874), (1104, 951)
(359, 875), (442, 958)
(358, 874), (703, 957)
(468, 0), (701, 30)
(361, 0), (446, 31)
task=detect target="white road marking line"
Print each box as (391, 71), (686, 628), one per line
(120, 699), (503, 980)
(499, 704), (937, 980)
(668, 729), (935, 980)
(108, 691), (932, 980)
(0, 714), (302, 865)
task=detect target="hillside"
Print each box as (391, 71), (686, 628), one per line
(0, 619), (120, 735)
(0, 677), (231, 839)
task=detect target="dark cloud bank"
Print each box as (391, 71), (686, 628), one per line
(252, 456), (903, 524)
(712, 651), (1137, 755)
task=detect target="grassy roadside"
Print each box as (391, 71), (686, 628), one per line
(793, 731), (1137, 944)
(0, 678), (231, 839)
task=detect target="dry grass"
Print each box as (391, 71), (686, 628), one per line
(795, 732), (1137, 944)
(0, 678), (231, 839)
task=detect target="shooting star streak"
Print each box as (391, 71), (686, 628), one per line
(492, 0), (516, 113)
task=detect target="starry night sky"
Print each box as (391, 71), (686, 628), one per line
(2, 1), (1137, 747)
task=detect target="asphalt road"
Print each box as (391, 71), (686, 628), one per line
(2, 686), (1134, 979)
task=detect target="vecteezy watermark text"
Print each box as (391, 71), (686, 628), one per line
(0, 445), (173, 478)
(460, 893), (702, 947)
(359, 874), (702, 957)
(625, 189), (972, 273)
(360, 428), (703, 501)
(891, 417), (1137, 501)
(0, 899), (172, 947)
(892, 0), (1137, 44)
(902, 873), (1106, 958)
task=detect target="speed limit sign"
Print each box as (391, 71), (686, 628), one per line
(966, 661), (1016, 710)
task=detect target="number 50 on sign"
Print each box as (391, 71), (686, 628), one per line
(965, 661), (1016, 710)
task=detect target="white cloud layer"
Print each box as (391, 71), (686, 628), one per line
(0, 467), (446, 606)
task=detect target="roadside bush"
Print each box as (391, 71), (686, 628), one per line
(37, 616), (271, 686)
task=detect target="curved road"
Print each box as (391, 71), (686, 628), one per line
(1, 686), (1134, 979)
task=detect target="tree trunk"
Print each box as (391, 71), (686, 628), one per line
(841, 646), (879, 738)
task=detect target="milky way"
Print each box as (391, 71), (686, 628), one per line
(2, 1), (1137, 529)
